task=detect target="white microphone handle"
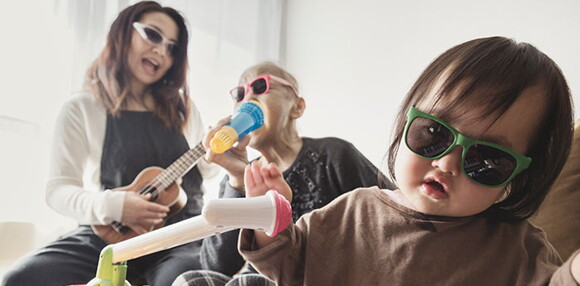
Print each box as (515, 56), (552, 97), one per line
(110, 217), (234, 263)
(110, 192), (278, 263)
(202, 191), (277, 234)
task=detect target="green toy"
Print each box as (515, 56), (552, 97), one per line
(86, 246), (130, 286)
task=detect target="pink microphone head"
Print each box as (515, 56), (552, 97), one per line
(267, 190), (292, 237)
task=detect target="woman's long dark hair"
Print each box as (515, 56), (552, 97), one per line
(85, 1), (190, 130)
(386, 36), (573, 222)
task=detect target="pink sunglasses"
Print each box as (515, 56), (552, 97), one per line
(229, 74), (299, 103)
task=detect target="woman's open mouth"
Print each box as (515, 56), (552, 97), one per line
(142, 58), (159, 75)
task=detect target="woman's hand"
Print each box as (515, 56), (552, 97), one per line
(121, 192), (169, 234)
(203, 116), (250, 190)
(245, 161), (292, 203)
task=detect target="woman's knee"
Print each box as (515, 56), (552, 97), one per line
(2, 259), (52, 286)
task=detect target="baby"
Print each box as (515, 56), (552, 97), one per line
(238, 36), (579, 285)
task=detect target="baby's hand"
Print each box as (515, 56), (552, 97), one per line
(244, 161), (293, 202)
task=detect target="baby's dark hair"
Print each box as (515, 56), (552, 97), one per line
(386, 36), (573, 222)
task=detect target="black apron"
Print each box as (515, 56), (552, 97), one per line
(100, 111), (204, 222)
(100, 111), (204, 284)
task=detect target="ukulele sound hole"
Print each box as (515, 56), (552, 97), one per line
(142, 185), (160, 202)
(112, 221), (129, 234)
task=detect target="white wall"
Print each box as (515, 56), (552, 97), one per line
(283, 0), (580, 171)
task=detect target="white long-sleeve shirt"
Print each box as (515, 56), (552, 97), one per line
(45, 92), (217, 225)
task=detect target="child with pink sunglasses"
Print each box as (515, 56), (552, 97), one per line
(238, 37), (580, 285)
(172, 61), (395, 286)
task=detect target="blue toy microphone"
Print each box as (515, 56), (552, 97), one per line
(210, 100), (264, 154)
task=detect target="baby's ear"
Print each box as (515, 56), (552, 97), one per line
(290, 97), (306, 119)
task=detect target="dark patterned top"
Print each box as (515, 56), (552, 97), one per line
(199, 137), (395, 275)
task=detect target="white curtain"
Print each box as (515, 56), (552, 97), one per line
(54, 0), (285, 95)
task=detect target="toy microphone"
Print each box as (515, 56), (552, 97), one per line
(84, 190), (291, 286)
(210, 100), (264, 154)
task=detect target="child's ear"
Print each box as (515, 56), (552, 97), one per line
(290, 97), (306, 119)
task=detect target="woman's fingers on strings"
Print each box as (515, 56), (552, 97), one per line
(144, 217), (164, 225)
(146, 201), (170, 213)
(133, 226), (147, 235)
(128, 221), (151, 235)
(143, 208), (168, 219)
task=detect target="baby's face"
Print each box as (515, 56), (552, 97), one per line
(393, 85), (546, 217)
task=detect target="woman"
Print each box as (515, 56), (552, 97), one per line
(2, 2), (215, 286)
(172, 62), (394, 286)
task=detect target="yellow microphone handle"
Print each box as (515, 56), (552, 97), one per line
(210, 126), (239, 154)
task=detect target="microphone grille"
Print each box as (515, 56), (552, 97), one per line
(210, 126), (238, 154)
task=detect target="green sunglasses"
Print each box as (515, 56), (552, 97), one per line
(403, 107), (532, 187)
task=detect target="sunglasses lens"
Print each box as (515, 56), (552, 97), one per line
(406, 116), (454, 158)
(230, 87), (245, 102)
(464, 145), (517, 186)
(251, 78), (268, 95)
(143, 27), (163, 44)
(167, 43), (179, 57)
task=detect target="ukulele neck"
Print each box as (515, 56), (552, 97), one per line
(154, 142), (205, 190)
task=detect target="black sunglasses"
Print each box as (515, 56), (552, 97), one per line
(404, 107), (532, 187)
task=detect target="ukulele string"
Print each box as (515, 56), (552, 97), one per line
(140, 143), (206, 198)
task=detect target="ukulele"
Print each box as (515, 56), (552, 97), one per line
(92, 142), (206, 244)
